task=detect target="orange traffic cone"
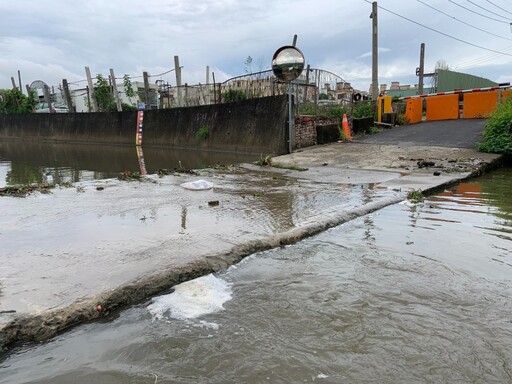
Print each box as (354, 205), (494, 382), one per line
(341, 113), (351, 140)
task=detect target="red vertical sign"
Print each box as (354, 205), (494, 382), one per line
(135, 111), (144, 146)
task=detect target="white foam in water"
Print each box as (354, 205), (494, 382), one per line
(147, 274), (232, 321)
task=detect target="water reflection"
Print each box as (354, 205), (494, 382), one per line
(0, 141), (257, 187)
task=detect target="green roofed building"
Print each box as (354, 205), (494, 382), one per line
(384, 69), (499, 98)
(435, 69), (497, 92)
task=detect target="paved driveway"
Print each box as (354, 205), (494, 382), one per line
(357, 119), (487, 149)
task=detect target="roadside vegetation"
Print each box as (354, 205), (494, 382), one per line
(0, 88), (37, 114)
(477, 98), (512, 155)
(222, 89), (247, 103)
(92, 74), (137, 112)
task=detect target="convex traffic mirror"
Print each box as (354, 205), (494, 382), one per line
(272, 46), (305, 82)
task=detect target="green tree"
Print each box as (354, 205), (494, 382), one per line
(93, 74), (116, 112)
(123, 74), (136, 105)
(0, 88), (37, 114)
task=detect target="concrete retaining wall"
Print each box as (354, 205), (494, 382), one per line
(0, 95), (289, 155)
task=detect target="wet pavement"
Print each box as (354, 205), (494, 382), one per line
(0, 119), (503, 351)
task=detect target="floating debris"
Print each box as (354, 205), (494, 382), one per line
(0, 184), (54, 197)
(158, 168), (197, 176)
(180, 180), (213, 190)
(118, 170), (143, 181)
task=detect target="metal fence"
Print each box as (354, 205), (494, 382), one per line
(28, 68), (354, 113)
(156, 68), (353, 110)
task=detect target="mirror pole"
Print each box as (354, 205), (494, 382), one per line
(288, 82), (293, 154)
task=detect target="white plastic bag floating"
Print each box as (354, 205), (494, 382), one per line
(180, 179), (213, 191)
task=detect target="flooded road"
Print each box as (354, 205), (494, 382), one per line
(0, 141), (257, 187)
(1, 166), (511, 383)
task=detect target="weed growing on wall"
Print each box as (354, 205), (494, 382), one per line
(198, 125), (209, 140)
(477, 98), (512, 155)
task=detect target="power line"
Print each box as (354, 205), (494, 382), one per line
(67, 66), (179, 87)
(447, 0), (511, 24)
(485, 0), (512, 17)
(466, 0), (510, 20)
(453, 44), (512, 69)
(363, 0), (512, 56)
(416, 0), (512, 41)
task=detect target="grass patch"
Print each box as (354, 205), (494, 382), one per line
(255, 155), (273, 166)
(368, 126), (381, 135)
(408, 189), (424, 203)
(272, 163), (308, 171)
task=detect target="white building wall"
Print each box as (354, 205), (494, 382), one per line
(70, 83), (143, 112)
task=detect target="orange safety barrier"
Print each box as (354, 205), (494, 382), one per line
(426, 94), (459, 121)
(377, 96), (393, 123)
(462, 91), (498, 119)
(502, 89), (511, 102)
(405, 98), (422, 124)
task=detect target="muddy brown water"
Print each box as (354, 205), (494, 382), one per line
(1, 162), (511, 383)
(0, 141), (257, 187)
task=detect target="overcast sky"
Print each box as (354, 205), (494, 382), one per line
(1, 0), (512, 93)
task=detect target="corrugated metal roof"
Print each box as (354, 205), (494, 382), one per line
(437, 69), (497, 92)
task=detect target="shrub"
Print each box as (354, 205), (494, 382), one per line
(0, 88), (37, 114)
(298, 102), (348, 119)
(352, 101), (375, 119)
(477, 98), (512, 155)
(222, 89), (247, 103)
(396, 113), (410, 126)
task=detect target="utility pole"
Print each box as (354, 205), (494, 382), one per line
(85, 66), (98, 112)
(17, 70), (22, 93)
(62, 79), (74, 112)
(371, 1), (379, 100)
(110, 68), (122, 111)
(43, 85), (53, 113)
(174, 55), (182, 107)
(418, 43), (425, 95)
(143, 71), (151, 109)
(205, 66), (210, 105)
